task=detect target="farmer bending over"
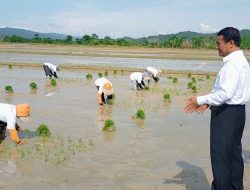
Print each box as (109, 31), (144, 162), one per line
(95, 77), (113, 105)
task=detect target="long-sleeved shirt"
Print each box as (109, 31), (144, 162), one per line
(197, 50), (250, 106)
(0, 103), (16, 129)
(95, 77), (112, 94)
(146, 67), (160, 77)
(44, 62), (58, 73)
(130, 72), (143, 83)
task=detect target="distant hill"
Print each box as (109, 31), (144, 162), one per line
(0, 27), (250, 43)
(0, 27), (67, 40)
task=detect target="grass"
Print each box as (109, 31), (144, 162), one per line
(5, 85), (14, 93)
(36, 124), (51, 137)
(98, 72), (103, 77)
(163, 93), (171, 102)
(86, 73), (93, 80)
(103, 119), (116, 132)
(50, 79), (57, 86)
(29, 82), (38, 90)
(136, 109), (145, 119)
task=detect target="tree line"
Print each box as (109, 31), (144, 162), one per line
(1, 33), (250, 49)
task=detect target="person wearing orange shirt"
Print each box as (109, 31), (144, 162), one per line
(95, 77), (113, 105)
(0, 103), (30, 144)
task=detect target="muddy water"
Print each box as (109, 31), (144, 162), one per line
(0, 52), (221, 72)
(0, 66), (250, 190)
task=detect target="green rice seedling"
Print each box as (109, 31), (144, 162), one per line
(163, 93), (171, 102)
(106, 93), (115, 105)
(172, 77), (178, 83)
(29, 82), (38, 90)
(192, 86), (197, 93)
(98, 72), (103, 77)
(5, 85), (14, 93)
(198, 78), (204, 81)
(191, 77), (196, 83)
(36, 124), (51, 137)
(188, 72), (192, 78)
(120, 70), (124, 75)
(113, 70), (117, 75)
(8, 64), (12, 69)
(167, 76), (173, 80)
(50, 79), (57, 86)
(103, 119), (116, 132)
(144, 86), (150, 90)
(206, 74), (211, 80)
(104, 70), (108, 76)
(136, 109), (145, 119)
(187, 82), (193, 89)
(86, 73), (93, 80)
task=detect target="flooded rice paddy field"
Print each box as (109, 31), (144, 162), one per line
(0, 65), (250, 190)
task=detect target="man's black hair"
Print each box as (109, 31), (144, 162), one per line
(217, 27), (241, 47)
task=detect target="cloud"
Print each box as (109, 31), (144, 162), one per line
(200, 22), (217, 33)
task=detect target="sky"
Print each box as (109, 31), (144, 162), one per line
(1, 0), (250, 38)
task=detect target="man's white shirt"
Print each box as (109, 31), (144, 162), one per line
(197, 50), (250, 106)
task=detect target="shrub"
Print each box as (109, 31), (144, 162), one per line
(5, 85), (14, 93)
(103, 119), (116, 132)
(29, 82), (38, 90)
(36, 124), (51, 137)
(136, 109), (145, 119)
(98, 73), (103, 77)
(50, 79), (57, 86)
(86, 73), (93, 80)
(163, 93), (171, 102)
(187, 82), (193, 89)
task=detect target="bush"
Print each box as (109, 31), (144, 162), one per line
(86, 73), (93, 80)
(29, 82), (38, 90)
(163, 93), (171, 102)
(50, 79), (57, 86)
(5, 85), (14, 93)
(36, 124), (51, 137)
(136, 109), (145, 119)
(103, 119), (116, 132)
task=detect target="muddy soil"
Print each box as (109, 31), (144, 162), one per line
(0, 66), (250, 190)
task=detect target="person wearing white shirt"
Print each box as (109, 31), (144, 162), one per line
(185, 27), (250, 190)
(43, 62), (60, 78)
(146, 66), (161, 82)
(0, 103), (30, 144)
(95, 77), (113, 105)
(130, 72), (150, 90)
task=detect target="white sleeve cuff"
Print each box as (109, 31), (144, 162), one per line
(197, 96), (207, 105)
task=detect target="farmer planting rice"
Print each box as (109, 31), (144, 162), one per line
(0, 103), (30, 144)
(130, 72), (150, 90)
(43, 62), (60, 78)
(95, 77), (114, 105)
(145, 66), (161, 82)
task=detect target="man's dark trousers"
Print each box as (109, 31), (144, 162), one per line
(210, 104), (245, 190)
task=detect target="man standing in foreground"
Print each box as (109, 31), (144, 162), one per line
(185, 27), (250, 190)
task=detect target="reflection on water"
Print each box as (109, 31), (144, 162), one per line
(0, 52), (221, 72)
